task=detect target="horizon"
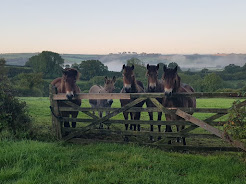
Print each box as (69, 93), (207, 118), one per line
(1, 0), (246, 54)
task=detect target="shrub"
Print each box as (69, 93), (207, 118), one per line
(0, 58), (32, 139)
(224, 100), (246, 139)
(0, 91), (32, 139)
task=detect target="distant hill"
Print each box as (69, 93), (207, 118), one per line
(1, 53), (246, 72)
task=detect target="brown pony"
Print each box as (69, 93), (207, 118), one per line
(51, 68), (81, 128)
(146, 64), (164, 139)
(120, 64), (145, 131)
(89, 76), (116, 128)
(162, 65), (196, 145)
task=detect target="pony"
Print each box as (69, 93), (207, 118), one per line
(89, 76), (116, 128)
(162, 65), (196, 145)
(146, 64), (164, 139)
(120, 64), (145, 131)
(51, 68), (81, 128)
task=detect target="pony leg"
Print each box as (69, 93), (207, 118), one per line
(123, 112), (129, 130)
(148, 112), (154, 140)
(165, 115), (173, 144)
(62, 112), (70, 128)
(130, 112), (134, 130)
(176, 125), (181, 143)
(135, 112), (141, 131)
(71, 111), (78, 128)
(181, 125), (186, 145)
(98, 111), (103, 129)
(157, 112), (162, 140)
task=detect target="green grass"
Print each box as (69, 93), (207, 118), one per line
(1, 97), (246, 183)
(0, 140), (245, 184)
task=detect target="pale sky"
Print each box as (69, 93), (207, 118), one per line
(1, 0), (246, 54)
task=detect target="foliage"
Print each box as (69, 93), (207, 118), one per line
(202, 73), (223, 92)
(10, 73), (45, 97)
(224, 100), (246, 139)
(0, 59), (32, 139)
(73, 60), (108, 80)
(224, 64), (241, 73)
(6, 65), (33, 78)
(14, 73), (44, 89)
(25, 51), (64, 79)
(168, 62), (182, 72)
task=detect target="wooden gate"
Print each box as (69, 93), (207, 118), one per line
(49, 85), (246, 152)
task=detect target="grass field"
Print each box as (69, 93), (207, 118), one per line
(0, 97), (246, 183)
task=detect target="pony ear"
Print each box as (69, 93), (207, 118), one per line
(156, 64), (159, 70)
(112, 76), (116, 83)
(174, 66), (178, 73)
(131, 65), (134, 70)
(147, 64), (150, 69)
(163, 65), (167, 72)
(62, 69), (67, 75)
(122, 64), (125, 69)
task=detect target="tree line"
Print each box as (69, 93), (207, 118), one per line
(2, 51), (246, 96)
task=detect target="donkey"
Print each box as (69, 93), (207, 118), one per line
(51, 68), (81, 128)
(146, 64), (164, 140)
(120, 64), (145, 131)
(162, 65), (196, 145)
(89, 76), (116, 128)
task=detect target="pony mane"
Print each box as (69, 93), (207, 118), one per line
(63, 68), (80, 81)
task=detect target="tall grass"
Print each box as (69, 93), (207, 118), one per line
(0, 140), (245, 184)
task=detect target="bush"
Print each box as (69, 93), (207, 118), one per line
(13, 86), (43, 97)
(224, 100), (246, 139)
(0, 58), (33, 139)
(0, 91), (32, 139)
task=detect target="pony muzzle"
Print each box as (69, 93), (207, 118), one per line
(66, 91), (74, 100)
(149, 83), (156, 92)
(164, 88), (173, 97)
(124, 84), (131, 92)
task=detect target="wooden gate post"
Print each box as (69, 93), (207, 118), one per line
(49, 85), (62, 139)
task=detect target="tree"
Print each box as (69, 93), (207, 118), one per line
(168, 62), (182, 72)
(224, 64), (241, 73)
(16, 73), (44, 89)
(202, 73), (223, 92)
(0, 59), (31, 138)
(25, 51), (64, 79)
(73, 60), (108, 80)
(126, 58), (146, 79)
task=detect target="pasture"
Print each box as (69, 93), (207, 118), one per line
(0, 97), (245, 183)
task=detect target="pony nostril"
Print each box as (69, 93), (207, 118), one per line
(66, 94), (74, 100)
(150, 86), (156, 91)
(165, 91), (172, 97)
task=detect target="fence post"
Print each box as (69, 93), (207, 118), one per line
(49, 84), (62, 139)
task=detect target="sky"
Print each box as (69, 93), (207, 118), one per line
(1, 0), (246, 54)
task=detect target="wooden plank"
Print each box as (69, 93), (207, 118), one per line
(130, 92), (246, 98)
(53, 93), (130, 100)
(64, 128), (218, 138)
(49, 85), (62, 139)
(175, 109), (246, 151)
(149, 98), (175, 115)
(62, 97), (147, 141)
(59, 106), (228, 114)
(61, 118), (193, 126)
(52, 92), (246, 101)
(64, 101), (99, 120)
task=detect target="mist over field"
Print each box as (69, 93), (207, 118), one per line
(2, 53), (246, 71)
